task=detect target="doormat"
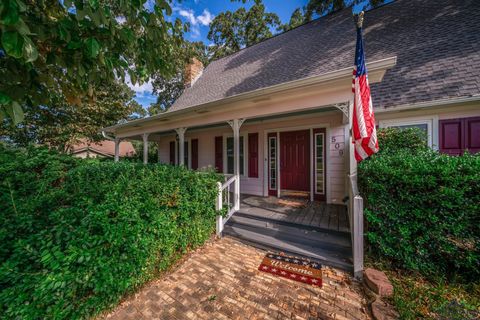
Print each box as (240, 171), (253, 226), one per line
(258, 253), (322, 287)
(278, 197), (308, 208)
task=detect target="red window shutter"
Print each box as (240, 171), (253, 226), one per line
(248, 132), (259, 178)
(439, 119), (463, 155)
(191, 139), (199, 170)
(465, 117), (480, 154)
(215, 136), (223, 173)
(169, 141), (175, 164)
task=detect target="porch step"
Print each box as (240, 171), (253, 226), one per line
(223, 213), (353, 271)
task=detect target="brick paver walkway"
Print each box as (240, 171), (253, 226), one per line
(103, 238), (371, 320)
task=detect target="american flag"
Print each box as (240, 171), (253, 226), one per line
(352, 13), (378, 162)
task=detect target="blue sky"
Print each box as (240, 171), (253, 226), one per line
(131, 0), (309, 107)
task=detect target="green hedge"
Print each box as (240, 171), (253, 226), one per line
(359, 130), (480, 282)
(0, 145), (220, 319)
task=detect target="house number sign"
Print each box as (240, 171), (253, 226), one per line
(331, 136), (345, 157)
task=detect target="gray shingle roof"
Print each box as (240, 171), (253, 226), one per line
(170, 0), (480, 112)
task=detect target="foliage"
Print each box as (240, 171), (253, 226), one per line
(376, 127), (429, 155)
(130, 141), (159, 163)
(304, 0), (385, 20)
(0, 144), (221, 319)
(0, 0), (184, 123)
(0, 81), (144, 151)
(281, 0), (386, 31)
(359, 136), (480, 282)
(281, 8), (305, 32)
(150, 41), (209, 114)
(207, 0), (281, 60)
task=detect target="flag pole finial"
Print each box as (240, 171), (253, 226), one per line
(355, 11), (364, 29)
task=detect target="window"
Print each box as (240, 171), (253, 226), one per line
(315, 133), (325, 195)
(226, 136), (245, 175)
(380, 118), (434, 147)
(268, 136), (277, 190)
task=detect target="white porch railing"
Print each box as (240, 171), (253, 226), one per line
(348, 173), (364, 279)
(215, 175), (239, 236)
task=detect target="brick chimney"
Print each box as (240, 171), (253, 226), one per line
(184, 57), (204, 88)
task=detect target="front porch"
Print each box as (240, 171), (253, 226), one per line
(239, 195), (350, 232)
(223, 195), (353, 271)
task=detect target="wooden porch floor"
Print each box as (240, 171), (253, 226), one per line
(239, 195), (350, 233)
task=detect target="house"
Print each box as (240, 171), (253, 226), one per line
(70, 139), (136, 159)
(102, 0), (480, 277)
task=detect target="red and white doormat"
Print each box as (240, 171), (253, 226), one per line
(258, 253), (322, 287)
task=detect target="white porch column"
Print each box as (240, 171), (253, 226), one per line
(114, 138), (120, 162)
(142, 133), (149, 165)
(175, 128), (187, 166)
(228, 119), (244, 210)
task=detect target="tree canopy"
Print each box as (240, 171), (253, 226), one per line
(0, 0), (183, 124)
(207, 0), (281, 60)
(284, 0), (386, 31)
(0, 81), (144, 151)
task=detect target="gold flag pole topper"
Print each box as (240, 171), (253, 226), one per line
(355, 11), (364, 29)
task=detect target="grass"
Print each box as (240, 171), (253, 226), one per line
(367, 259), (480, 319)
(387, 271), (479, 320)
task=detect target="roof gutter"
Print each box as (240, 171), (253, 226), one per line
(375, 95), (480, 113)
(103, 56), (397, 133)
(102, 130), (115, 140)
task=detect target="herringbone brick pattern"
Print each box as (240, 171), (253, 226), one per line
(103, 238), (370, 320)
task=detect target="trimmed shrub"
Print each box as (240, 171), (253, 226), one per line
(359, 147), (480, 282)
(376, 127), (428, 155)
(0, 144), (220, 319)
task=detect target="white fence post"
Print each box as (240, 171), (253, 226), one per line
(353, 195), (364, 279)
(216, 181), (223, 236)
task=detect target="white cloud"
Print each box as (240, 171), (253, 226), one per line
(197, 9), (214, 26)
(179, 9), (197, 25)
(177, 8), (213, 26)
(125, 73), (153, 94)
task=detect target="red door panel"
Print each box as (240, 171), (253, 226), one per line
(465, 117), (480, 154)
(280, 130), (310, 192)
(248, 133), (259, 178)
(214, 136), (223, 173)
(191, 139), (198, 170)
(169, 141), (175, 164)
(439, 119), (463, 155)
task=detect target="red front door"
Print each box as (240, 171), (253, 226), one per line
(280, 130), (310, 192)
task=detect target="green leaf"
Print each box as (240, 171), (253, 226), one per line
(15, 0), (27, 12)
(1, 31), (24, 58)
(0, 92), (12, 105)
(0, 0), (20, 25)
(85, 38), (100, 58)
(64, 0), (73, 9)
(58, 24), (71, 42)
(0, 106), (6, 121)
(14, 18), (31, 35)
(5, 101), (24, 124)
(88, 0), (99, 9)
(22, 36), (38, 62)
